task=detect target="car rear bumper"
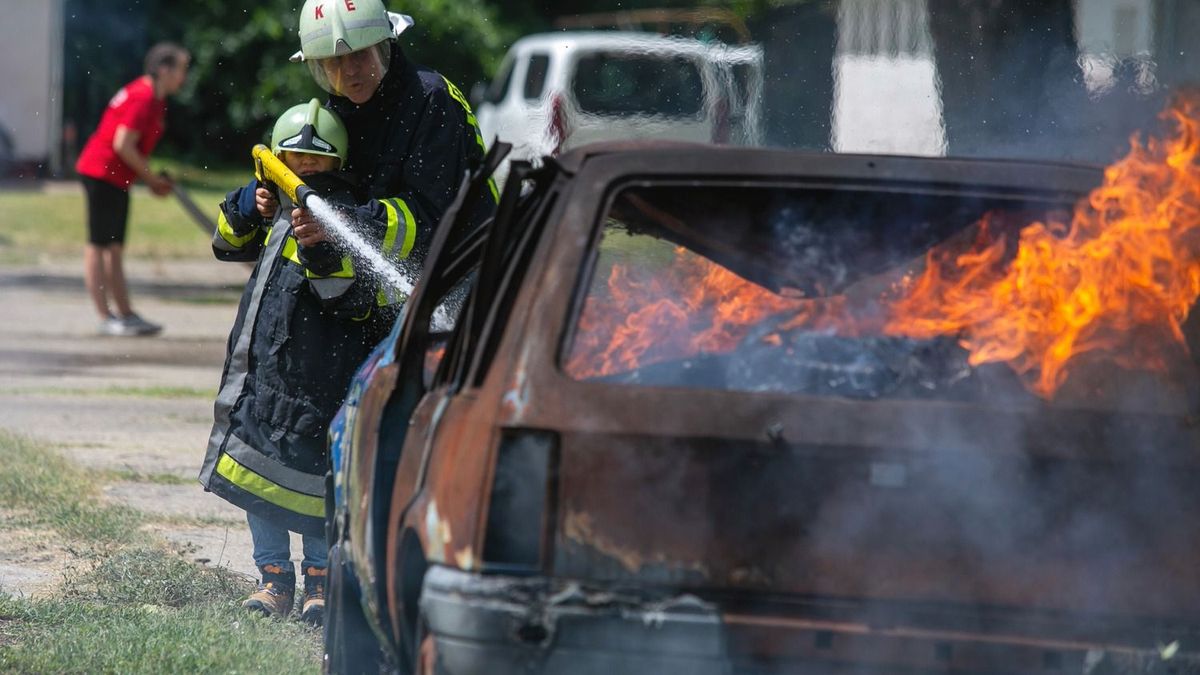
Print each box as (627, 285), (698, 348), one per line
(419, 566), (1200, 674)
(419, 566), (732, 675)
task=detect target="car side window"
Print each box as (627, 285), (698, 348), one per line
(485, 56), (515, 105)
(422, 165), (559, 392)
(463, 168), (559, 388)
(422, 278), (472, 390)
(523, 53), (550, 101)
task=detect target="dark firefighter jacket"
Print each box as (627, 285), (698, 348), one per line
(199, 47), (496, 537)
(199, 171), (400, 536)
(328, 42), (498, 264)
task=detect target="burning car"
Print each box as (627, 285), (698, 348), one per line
(324, 97), (1200, 674)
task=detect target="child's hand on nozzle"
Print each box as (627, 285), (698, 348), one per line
(291, 207), (328, 247)
(255, 186), (278, 218)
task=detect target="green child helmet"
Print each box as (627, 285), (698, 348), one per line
(271, 98), (349, 168)
(290, 0), (414, 95)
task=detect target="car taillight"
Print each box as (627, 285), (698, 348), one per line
(548, 93), (570, 155)
(481, 429), (558, 573)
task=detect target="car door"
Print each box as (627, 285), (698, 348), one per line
(383, 158), (564, 655)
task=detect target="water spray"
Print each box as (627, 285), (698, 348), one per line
(249, 144), (453, 330)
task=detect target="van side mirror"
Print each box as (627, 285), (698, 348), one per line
(470, 82), (487, 108)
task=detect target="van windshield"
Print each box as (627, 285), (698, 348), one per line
(571, 52), (704, 117)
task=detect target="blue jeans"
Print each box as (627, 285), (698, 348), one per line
(247, 512), (328, 571)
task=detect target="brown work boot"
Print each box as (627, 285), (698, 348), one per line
(300, 566), (326, 626)
(243, 563), (295, 618)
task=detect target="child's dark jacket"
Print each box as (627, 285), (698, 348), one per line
(199, 170), (400, 536)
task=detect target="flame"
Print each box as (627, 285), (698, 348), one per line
(566, 248), (825, 379)
(567, 95), (1200, 398)
(884, 94), (1200, 396)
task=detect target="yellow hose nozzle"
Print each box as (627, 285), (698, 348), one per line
(251, 144), (316, 208)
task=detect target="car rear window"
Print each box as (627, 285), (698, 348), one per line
(571, 52), (704, 117)
(564, 182), (1088, 403)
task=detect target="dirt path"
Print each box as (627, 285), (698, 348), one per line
(0, 259), (309, 595)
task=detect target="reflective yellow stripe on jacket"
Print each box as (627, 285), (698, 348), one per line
(380, 197), (416, 259)
(374, 197), (417, 306)
(443, 76), (499, 203)
(214, 453), (324, 518)
(216, 210), (258, 249)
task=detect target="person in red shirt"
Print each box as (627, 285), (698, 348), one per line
(75, 42), (190, 336)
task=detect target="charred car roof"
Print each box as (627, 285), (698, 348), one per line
(554, 140), (1103, 195)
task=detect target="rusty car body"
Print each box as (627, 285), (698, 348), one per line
(325, 141), (1200, 674)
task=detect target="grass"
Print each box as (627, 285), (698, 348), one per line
(98, 385), (217, 399)
(0, 431), (142, 544)
(0, 431), (322, 673)
(12, 385), (216, 400)
(170, 290), (246, 305)
(154, 514), (245, 528)
(104, 469), (194, 486)
(0, 547), (320, 675)
(153, 158), (251, 193)
(0, 160), (237, 263)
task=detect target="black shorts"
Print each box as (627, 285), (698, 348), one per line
(82, 176), (130, 245)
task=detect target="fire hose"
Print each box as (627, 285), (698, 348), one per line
(165, 175), (217, 236)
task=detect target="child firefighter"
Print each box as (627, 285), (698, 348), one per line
(198, 99), (404, 625)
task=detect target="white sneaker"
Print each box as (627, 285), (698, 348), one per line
(100, 313), (162, 337)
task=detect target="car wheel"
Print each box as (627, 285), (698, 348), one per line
(323, 541), (388, 675)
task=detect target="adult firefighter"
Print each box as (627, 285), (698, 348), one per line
(198, 0), (496, 622)
(282, 0), (497, 261)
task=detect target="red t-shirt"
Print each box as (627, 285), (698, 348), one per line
(75, 76), (166, 190)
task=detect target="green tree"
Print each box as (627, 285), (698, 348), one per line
(147, 0), (322, 164)
(66, 0), (521, 167)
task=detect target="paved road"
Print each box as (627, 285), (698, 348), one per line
(0, 258), (309, 593)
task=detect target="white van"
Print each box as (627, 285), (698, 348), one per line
(474, 32), (763, 181)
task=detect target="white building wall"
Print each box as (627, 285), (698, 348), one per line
(0, 0), (64, 170)
(832, 0), (946, 156)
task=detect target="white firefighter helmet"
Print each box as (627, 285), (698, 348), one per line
(290, 0), (413, 94)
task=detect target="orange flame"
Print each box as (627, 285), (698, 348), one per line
(567, 248), (824, 379)
(567, 96), (1200, 398)
(884, 95), (1200, 396)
